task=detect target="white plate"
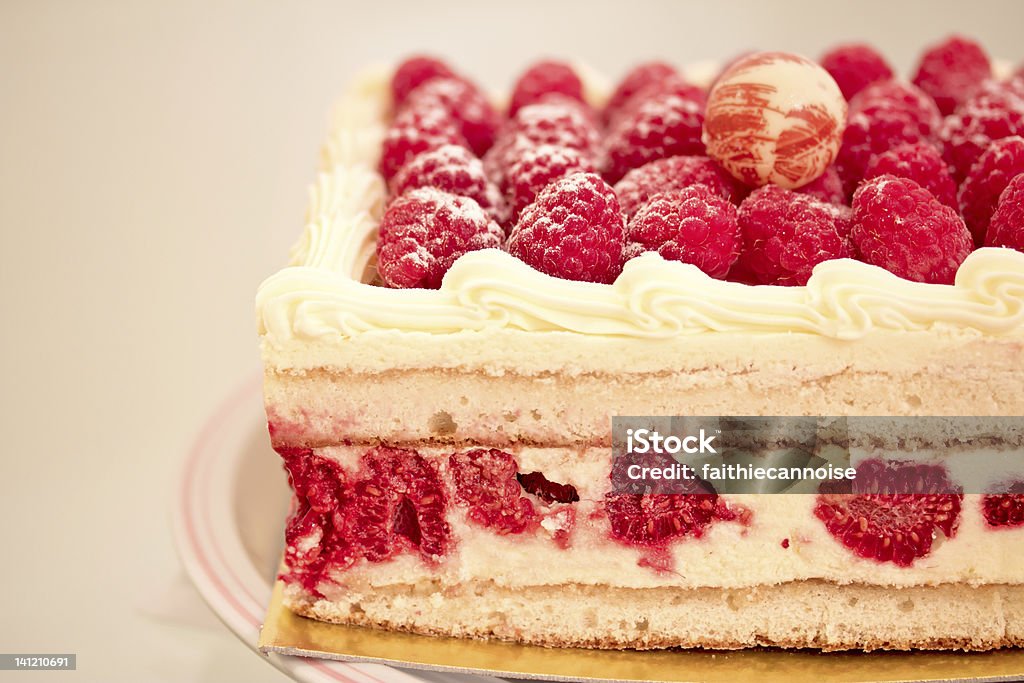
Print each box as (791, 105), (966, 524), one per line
(171, 375), (504, 683)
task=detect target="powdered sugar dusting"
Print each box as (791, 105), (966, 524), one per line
(625, 185), (741, 279)
(507, 172), (626, 284)
(958, 135), (1024, 244)
(507, 144), (596, 219)
(940, 87), (1024, 181)
(601, 94), (705, 183)
(613, 155), (745, 218)
(380, 105), (468, 181)
(391, 143), (505, 223)
(377, 187), (503, 289)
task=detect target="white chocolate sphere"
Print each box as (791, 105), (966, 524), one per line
(703, 52), (847, 189)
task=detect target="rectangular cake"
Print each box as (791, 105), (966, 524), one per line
(257, 43), (1024, 651)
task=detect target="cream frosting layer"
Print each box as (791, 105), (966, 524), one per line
(256, 67), (1024, 350)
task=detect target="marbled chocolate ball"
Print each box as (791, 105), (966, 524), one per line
(703, 52), (847, 189)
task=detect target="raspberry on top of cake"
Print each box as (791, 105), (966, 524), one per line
(357, 47), (1024, 293)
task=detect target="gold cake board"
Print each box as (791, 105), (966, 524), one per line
(259, 580), (1024, 683)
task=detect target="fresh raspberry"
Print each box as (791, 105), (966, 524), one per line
(606, 74), (707, 129)
(403, 77), (501, 156)
(724, 258), (759, 285)
(624, 187), (741, 279)
(815, 460), (961, 567)
(522, 93), (599, 133)
(390, 144), (505, 222)
(835, 103), (938, 197)
(734, 185), (853, 286)
(508, 60), (585, 116)
(483, 101), (599, 190)
(600, 94), (705, 184)
(516, 471), (580, 504)
(941, 89), (1024, 181)
(958, 136), (1024, 244)
(982, 482), (1024, 528)
(851, 175), (973, 285)
(863, 142), (958, 209)
(506, 172), (625, 284)
(605, 492), (736, 547)
(850, 80), (943, 137)
(391, 55), (457, 108)
(377, 188), (504, 289)
(613, 155), (746, 219)
(649, 77), (707, 109)
(349, 447), (451, 562)
(279, 448), (351, 594)
(820, 43), (894, 100)
(449, 449), (537, 534)
(503, 100), (600, 153)
(505, 145), (596, 220)
(911, 35), (992, 115)
(379, 105), (468, 182)
(794, 166), (846, 205)
(603, 61), (680, 124)
(985, 174), (1024, 250)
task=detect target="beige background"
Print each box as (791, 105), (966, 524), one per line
(1, 1), (1021, 681)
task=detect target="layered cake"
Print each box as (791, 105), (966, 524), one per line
(257, 37), (1024, 650)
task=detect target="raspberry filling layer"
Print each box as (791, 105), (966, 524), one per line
(276, 438), (1024, 596)
(279, 444), (584, 595)
(815, 459), (964, 566)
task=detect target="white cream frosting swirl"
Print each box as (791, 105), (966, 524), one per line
(256, 67), (1024, 346)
